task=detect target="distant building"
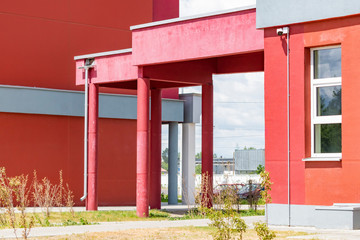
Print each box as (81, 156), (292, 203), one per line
(234, 149), (265, 174)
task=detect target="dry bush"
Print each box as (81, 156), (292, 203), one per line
(64, 183), (75, 216)
(12, 175), (34, 239)
(0, 167), (17, 237)
(32, 170), (64, 217)
(0, 168), (34, 239)
(0, 168), (76, 239)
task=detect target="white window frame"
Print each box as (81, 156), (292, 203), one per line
(310, 45), (342, 159)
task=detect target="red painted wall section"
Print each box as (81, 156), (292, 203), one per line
(264, 25), (306, 205)
(153, 0), (179, 21)
(288, 25), (305, 205)
(0, 0), (152, 91)
(216, 51), (264, 74)
(76, 53), (138, 86)
(0, 113), (137, 206)
(264, 28), (290, 204)
(132, 9), (263, 66)
(266, 14), (360, 206)
(303, 15), (360, 205)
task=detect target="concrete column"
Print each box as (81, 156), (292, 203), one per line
(87, 83), (99, 211)
(202, 83), (213, 208)
(136, 75), (150, 217)
(168, 122), (178, 205)
(182, 123), (196, 205)
(150, 89), (162, 209)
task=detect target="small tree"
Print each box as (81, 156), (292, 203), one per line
(254, 170), (276, 240)
(254, 222), (276, 240)
(260, 170), (273, 224)
(208, 186), (247, 240)
(162, 148), (169, 164)
(256, 165), (265, 174)
(195, 165), (202, 174)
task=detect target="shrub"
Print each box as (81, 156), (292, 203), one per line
(254, 221), (276, 240)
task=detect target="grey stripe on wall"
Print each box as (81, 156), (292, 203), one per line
(256, 0), (360, 29)
(0, 85), (184, 122)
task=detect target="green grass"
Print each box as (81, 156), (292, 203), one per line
(161, 193), (182, 203)
(0, 210), (171, 229)
(0, 207), (264, 229)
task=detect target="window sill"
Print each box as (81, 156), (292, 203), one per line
(302, 157), (342, 162)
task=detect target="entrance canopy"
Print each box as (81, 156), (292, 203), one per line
(74, 5), (264, 217)
(75, 6), (264, 88)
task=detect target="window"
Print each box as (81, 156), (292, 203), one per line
(310, 46), (342, 159)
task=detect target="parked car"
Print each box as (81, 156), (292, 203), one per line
(237, 183), (263, 200)
(213, 183), (244, 201)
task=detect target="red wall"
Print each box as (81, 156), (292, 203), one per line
(0, 1), (153, 91)
(0, 0), (179, 206)
(265, 15), (360, 206)
(153, 0), (179, 21)
(0, 113), (137, 206)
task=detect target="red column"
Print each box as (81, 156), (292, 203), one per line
(136, 74), (150, 217)
(87, 83), (99, 211)
(150, 89), (162, 209)
(202, 82), (213, 208)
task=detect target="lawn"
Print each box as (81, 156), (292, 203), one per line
(0, 208), (264, 228)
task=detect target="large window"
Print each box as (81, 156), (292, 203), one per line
(311, 46), (342, 159)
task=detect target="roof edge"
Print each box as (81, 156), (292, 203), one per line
(131, 5), (256, 31)
(74, 48), (132, 60)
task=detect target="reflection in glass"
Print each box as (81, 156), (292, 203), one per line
(316, 86), (341, 116)
(314, 124), (341, 153)
(314, 48), (341, 79)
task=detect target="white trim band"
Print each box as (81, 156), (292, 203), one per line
(74, 48), (132, 60)
(302, 157), (342, 162)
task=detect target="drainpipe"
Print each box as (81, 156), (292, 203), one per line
(277, 26), (290, 226)
(79, 59), (94, 202)
(286, 27), (290, 227)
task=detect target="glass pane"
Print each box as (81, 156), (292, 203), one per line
(314, 124), (341, 153)
(314, 48), (341, 79)
(316, 85), (341, 116)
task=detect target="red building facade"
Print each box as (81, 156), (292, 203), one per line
(258, 0), (360, 228)
(0, 0), (179, 206)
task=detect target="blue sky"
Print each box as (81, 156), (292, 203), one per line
(162, 0), (263, 158)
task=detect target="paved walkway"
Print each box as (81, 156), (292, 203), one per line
(270, 225), (360, 240)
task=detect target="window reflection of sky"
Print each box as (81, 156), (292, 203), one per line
(315, 48), (341, 79)
(317, 86), (341, 116)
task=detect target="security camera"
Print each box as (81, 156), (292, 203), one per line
(277, 27), (289, 36)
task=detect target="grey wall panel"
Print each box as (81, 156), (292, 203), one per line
(99, 94), (137, 119)
(267, 204), (317, 227)
(161, 99), (184, 122)
(179, 93), (201, 124)
(234, 149), (265, 171)
(0, 85), (183, 122)
(257, 0), (360, 29)
(0, 86), (85, 117)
